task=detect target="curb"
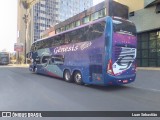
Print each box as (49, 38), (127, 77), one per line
(137, 67), (160, 71)
(10, 64), (29, 67)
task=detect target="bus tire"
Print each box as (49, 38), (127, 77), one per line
(73, 71), (84, 85)
(64, 70), (73, 82)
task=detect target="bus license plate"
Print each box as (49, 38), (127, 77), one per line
(123, 80), (128, 83)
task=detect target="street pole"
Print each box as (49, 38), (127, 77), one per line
(23, 14), (28, 64)
(18, 51), (19, 64)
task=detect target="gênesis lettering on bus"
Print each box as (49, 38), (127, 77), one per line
(28, 16), (137, 86)
(53, 41), (92, 54)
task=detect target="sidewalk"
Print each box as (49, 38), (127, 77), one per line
(10, 64), (29, 68)
(137, 67), (160, 71)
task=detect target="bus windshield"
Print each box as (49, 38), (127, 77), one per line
(113, 18), (136, 36)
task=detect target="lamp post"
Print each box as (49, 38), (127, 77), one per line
(23, 14), (28, 64)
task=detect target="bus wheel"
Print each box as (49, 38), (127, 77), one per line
(74, 71), (84, 85)
(64, 70), (73, 82)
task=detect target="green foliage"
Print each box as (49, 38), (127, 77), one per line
(17, 55), (25, 64)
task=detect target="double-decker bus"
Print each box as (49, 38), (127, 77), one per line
(28, 16), (137, 86)
(0, 52), (10, 65)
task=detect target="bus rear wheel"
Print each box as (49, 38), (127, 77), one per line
(74, 71), (84, 85)
(64, 70), (73, 82)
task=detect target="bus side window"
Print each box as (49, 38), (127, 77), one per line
(54, 35), (63, 46)
(79, 27), (88, 42)
(87, 25), (94, 41)
(89, 22), (105, 40)
(69, 30), (78, 43)
(51, 55), (64, 65)
(64, 33), (70, 44)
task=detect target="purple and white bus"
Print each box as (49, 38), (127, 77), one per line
(29, 16), (137, 86)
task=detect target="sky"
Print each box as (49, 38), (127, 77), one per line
(0, 0), (104, 52)
(93, 0), (104, 5)
(0, 1), (17, 52)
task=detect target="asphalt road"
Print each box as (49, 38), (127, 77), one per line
(0, 65), (160, 120)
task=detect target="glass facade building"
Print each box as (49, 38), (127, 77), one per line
(32, 0), (93, 41)
(59, 0), (93, 21)
(137, 30), (160, 67)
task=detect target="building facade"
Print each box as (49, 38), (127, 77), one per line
(17, 0), (40, 61)
(41, 0), (128, 38)
(31, 0), (93, 42)
(59, 0), (93, 22)
(114, 0), (144, 12)
(17, 0), (93, 57)
(32, 0), (59, 41)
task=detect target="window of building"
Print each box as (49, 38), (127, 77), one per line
(91, 12), (99, 21)
(142, 50), (148, 58)
(149, 59), (157, 67)
(65, 24), (70, 30)
(155, 3), (160, 13)
(141, 59), (148, 67)
(75, 20), (81, 27)
(61, 27), (65, 32)
(98, 9), (106, 18)
(149, 40), (156, 48)
(149, 49), (157, 58)
(82, 16), (90, 24)
(137, 30), (160, 67)
(141, 41), (149, 49)
(69, 22), (75, 29)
